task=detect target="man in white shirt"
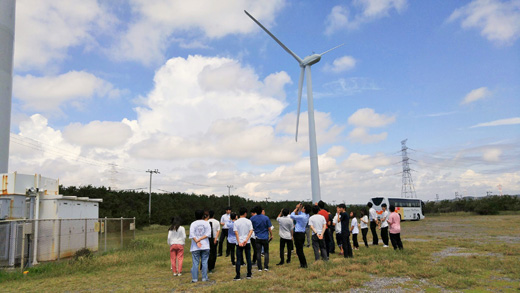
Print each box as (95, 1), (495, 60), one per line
(379, 204), (389, 247)
(189, 210), (211, 283)
(207, 210), (221, 272)
(276, 208), (294, 265)
(308, 205), (328, 261)
(367, 202), (379, 245)
(233, 207), (254, 281)
(219, 207), (232, 257)
(332, 211), (342, 255)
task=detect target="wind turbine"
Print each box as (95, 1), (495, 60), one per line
(245, 10), (343, 204)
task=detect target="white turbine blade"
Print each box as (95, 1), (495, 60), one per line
(244, 10), (303, 64)
(319, 44), (344, 56)
(295, 66), (305, 142)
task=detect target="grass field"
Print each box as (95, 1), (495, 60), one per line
(1, 213), (519, 292)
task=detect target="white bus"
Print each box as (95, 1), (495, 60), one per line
(369, 197), (425, 221)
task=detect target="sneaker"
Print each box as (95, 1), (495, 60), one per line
(383, 245), (389, 248)
(286, 260), (291, 264)
(178, 273), (182, 276)
(233, 276), (241, 281)
(246, 274), (252, 279)
(276, 262), (284, 266)
(258, 269), (262, 272)
(173, 273), (177, 276)
(264, 268), (269, 271)
(231, 262), (236, 266)
(191, 280), (197, 283)
(218, 254), (223, 257)
(209, 270), (214, 274)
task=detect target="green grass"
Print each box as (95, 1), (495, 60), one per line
(1, 213), (519, 291)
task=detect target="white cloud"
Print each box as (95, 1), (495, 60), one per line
(135, 55), (288, 137)
(13, 71), (121, 112)
(325, 0), (407, 34)
(354, 0), (407, 18)
(63, 121), (133, 148)
(348, 108), (396, 128)
(14, 0), (115, 71)
(348, 127), (388, 144)
(461, 87), (491, 104)
(482, 148), (502, 161)
(347, 108), (395, 144)
(448, 0), (520, 45)
(470, 117), (520, 127)
(324, 56), (357, 73)
(110, 0), (285, 65)
(325, 6), (350, 35)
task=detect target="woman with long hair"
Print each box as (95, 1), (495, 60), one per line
(168, 217), (186, 276)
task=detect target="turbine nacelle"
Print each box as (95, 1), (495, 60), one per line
(301, 54), (321, 67)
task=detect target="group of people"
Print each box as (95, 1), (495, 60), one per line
(166, 201), (403, 283)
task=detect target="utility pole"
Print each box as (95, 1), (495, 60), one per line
(227, 185), (233, 207)
(146, 169), (160, 223)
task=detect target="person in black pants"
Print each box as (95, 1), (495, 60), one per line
(290, 203), (311, 268)
(218, 207), (232, 257)
(338, 204), (353, 258)
(207, 210), (220, 272)
(360, 210), (369, 248)
(367, 202), (379, 245)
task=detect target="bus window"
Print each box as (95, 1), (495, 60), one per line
(371, 197), (384, 206)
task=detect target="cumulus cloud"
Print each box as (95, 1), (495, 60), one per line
(13, 71), (121, 112)
(470, 117), (520, 127)
(325, 0), (407, 34)
(347, 108), (395, 144)
(324, 56), (357, 73)
(63, 121), (133, 148)
(461, 87), (491, 104)
(348, 108), (396, 128)
(14, 0), (115, 71)
(448, 0), (520, 45)
(110, 0), (285, 65)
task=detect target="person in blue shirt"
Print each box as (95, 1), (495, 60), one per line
(250, 206), (272, 271)
(227, 213), (238, 266)
(290, 203), (311, 268)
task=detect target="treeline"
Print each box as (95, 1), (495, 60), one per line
(423, 195), (520, 215)
(60, 185), (325, 227)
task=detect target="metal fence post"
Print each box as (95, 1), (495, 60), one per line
(84, 218), (88, 249)
(120, 217), (123, 249)
(21, 220), (26, 272)
(104, 217), (107, 252)
(133, 217), (136, 240)
(57, 219), (61, 260)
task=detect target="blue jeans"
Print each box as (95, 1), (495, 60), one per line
(191, 249), (210, 282)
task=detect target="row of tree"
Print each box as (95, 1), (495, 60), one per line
(59, 185), (518, 227)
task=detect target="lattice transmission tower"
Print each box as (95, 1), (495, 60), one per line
(400, 139), (417, 198)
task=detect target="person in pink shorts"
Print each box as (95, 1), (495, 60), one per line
(386, 206), (403, 250)
(168, 217), (187, 276)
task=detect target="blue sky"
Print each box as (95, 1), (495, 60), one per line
(8, 0), (520, 204)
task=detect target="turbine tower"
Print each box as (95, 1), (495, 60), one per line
(0, 0), (16, 173)
(245, 10), (343, 204)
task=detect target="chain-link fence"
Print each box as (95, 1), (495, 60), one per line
(0, 217), (135, 270)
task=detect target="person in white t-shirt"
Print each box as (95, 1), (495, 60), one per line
(233, 207), (254, 281)
(379, 204), (390, 247)
(359, 210), (369, 248)
(168, 217), (186, 276)
(349, 212), (359, 250)
(309, 205), (328, 261)
(219, 207), (232, 257)
(276, 208), (294, 265)
(367, 202), (379, 245)
(332, 212), (343, 255)
(189, 210), (211, 283)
